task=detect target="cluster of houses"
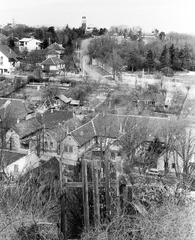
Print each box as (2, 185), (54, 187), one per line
(0, 91), (194, 180)
(0, 35), (66, 75)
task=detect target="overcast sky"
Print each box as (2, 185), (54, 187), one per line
(1, 0), (195, 34)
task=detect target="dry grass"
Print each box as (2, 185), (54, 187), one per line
(0, 170), (61, 239)
(82, 201), (195, 240)
(0, 210), (59, 240)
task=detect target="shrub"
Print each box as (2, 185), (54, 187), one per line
(161, 67), (174, 77)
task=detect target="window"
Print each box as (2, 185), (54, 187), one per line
(111, 152), (115, 161)
(50, 142), (53, 149)
(69, 146), (73, 153)
(14, 164), (19, 173)
(64, 146), (68, 152)
(44, 141), (48, 149)
(172, 163), (175, 169)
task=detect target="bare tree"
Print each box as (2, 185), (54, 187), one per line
(173, 125), (195, 184)
(159, 118), (185, 174)
(121, 117), (148, 161)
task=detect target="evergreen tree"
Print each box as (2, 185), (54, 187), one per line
(159, 45), (170, 68)
(146, 49), (154, 72)
(169, 43), (175, 67)
(172, 47), (182, 71)
(179, 44), (191, 70)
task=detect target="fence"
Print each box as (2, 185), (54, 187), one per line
(60, 157), (132, 240)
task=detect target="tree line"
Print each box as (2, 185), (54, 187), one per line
(1, 23), (107, 55)
(87, 30), (195, 78)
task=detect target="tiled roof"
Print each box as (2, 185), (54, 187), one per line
(41, 57), (64, 66)
(41, 109), (73, 129)
(63, 117), (82, 132)
(123, 115), (169, 141)
(13, 117), (43, 139)
(69, 113), (170, 147)
(47, 42), (65, 51)
(2, 150), (26, 167)
(0, 98), (33, 121)
(46, 49), (59, 55)
(93, 113), (127, 139)
(0, 43), (19, 60)
(47, 125), (67, 142)
(71, 121), (96, 146)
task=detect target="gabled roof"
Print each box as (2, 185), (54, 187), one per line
(2, 150), (26, 167)
(19, 38), (41, 43)
(64, 117), (82, 132)
(47, 42), (65, 51)
(47, 124), (67, 142)
(70, 120), (96, 146)
(41, 109), (73, 130)
(41, 57), (64, 66)
(69, 113), (170, 147)
(46, 49), (59, 55)
(0, 98), (33, 122)
(0, 43), (19, 60)
(13, 117), (43, 139)
(93, 113), (127, 139)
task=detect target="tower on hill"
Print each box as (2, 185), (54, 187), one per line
(82, 16), (86, 30)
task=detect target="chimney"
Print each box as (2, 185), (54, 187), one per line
(17, 117), (20, 124)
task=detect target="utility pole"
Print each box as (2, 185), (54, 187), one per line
(60, 150), (67, 240)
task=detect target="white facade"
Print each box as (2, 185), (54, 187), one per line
(19, 38), (41, 52)
(5, 152), (40, 177)
(0, 51), (15, 74)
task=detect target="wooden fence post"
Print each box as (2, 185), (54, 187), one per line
(82, 158), (90, 232)
(124, 184), (133, 215)
(60, 152), (67, 240)
(92, 160), (100, 228)
(104, 158), (111, 221)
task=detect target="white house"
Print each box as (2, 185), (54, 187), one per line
(3, 151), (40, 178)
(19, 37), (41, 52)
(0, 43), (19, 74)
